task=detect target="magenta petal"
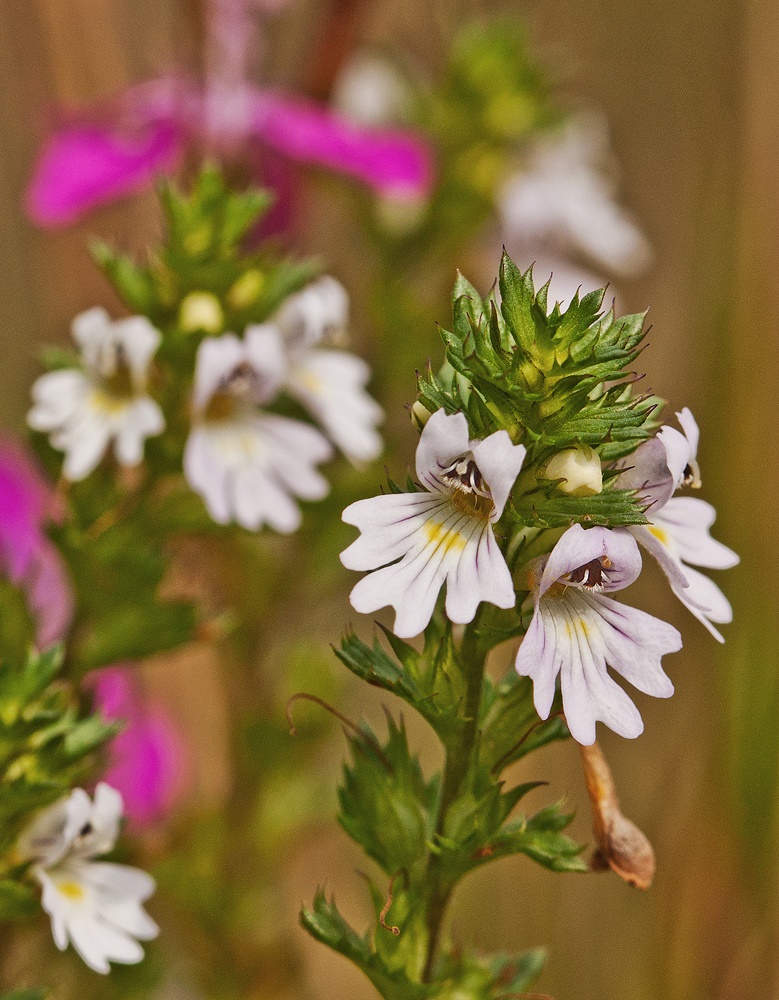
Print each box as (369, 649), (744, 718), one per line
(92, 666), (189, 828)
(252, 91), (434, 197)
(0, 437), (73, 646)
(25, 118), (183, 227)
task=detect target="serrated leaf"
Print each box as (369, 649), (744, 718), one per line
(301, 892), (430, 1000)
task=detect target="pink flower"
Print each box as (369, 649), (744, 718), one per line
(0, 437), (73, 647)
(91, 666), (190, 828)
(25, 77), (433, 228)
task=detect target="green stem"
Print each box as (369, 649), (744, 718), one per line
(422, 616), (487, 982)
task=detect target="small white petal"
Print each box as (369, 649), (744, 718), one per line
(469, 431), (526, 520)
(192, 334), (246, 411)
(415, 409), (470, 493)
(655, 497), (738, 569)
(286, 349), (383, 463)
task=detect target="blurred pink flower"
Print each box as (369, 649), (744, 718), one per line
(92, 665), (190, 828)
(0, 437), (73, 647)
(25, 77), (434, 228)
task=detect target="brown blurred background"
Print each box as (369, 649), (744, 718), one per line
(0, 1), (775, 998)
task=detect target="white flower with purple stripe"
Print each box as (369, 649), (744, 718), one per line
(184, 328), (332, 533)
(27, 308), (165, 481)
(17, 783), (157, 974)
(617, 408), (738, 641)
(340, 408), (525, 638)
(515, 524), (682, 745)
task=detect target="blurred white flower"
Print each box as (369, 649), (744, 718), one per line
(18, 783), (158, 974)
(341, 408), (525, 637)
(27, 308), (165, 481)
(331, 52), (412, 128)
(499, 113), (652, 280)
(272, 277), (384, 463)
(184, 327), (332, 532)
(515, 525), (681, 745)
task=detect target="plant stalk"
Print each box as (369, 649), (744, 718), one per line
(422, 617), (487, 981)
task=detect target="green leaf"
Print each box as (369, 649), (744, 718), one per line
(483, 801), (588, 873)
(338, 716), (437, 878)
(301, 892), (431, 1000)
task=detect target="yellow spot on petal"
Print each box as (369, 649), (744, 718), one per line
(648, 525), (671, 547)
(296, 370), (324, 393)
(57, 881), (85, 901)
(88, 389), (131, 416)
(424, 520), (467, 555)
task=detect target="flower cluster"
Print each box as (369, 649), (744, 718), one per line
(341, 256), (736, 746)
(17, 783), (157, 974)
(29, 275), (382, 534)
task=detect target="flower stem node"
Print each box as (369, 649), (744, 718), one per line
(543, 445), (603, 496)
(178, 291), (225, 334)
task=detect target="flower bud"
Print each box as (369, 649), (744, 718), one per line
(410, 400), (432, 431)
(544, 445), (602, 496)
(179, 291), (224, 334)
(227, 269), (265, 310)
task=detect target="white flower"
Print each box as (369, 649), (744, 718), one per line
(184, 328), (333, 532)
(271, 277), (384, 463)
(340, 408), (525, 638)
(515, 525), (682, 745)
(17, 783), (158, 974)
(332, 52), (412, 127)
(616, 409), (737, 641)
(27, 308), (165, 481)
(499, 114), (652, 278)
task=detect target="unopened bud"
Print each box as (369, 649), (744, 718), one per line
(227, 269), (265, 310)
(544, 445), (602, 496)
(411, 400), (432, 431)
(579, 741), (655, 890)
(179, 292), (224, 334)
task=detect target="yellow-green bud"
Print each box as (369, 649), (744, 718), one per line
(410, 400), (432, 431)
(544, 445), (603, 496)
(227, 269), (265, 310)
(179, 292), (224, 334)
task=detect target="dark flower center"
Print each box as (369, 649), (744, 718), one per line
(440, 456), (494, 519)
(204, 362), (272, 421)
(567, 556), (613, 590)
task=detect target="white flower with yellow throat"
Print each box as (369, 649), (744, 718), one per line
(27, 308), (165, 481)
(340, 408), (525, 638)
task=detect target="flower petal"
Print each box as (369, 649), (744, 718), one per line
(414, 409), (470, 494)
(25, 119), (181, 228)
(655, 497), (738, 569)
(340, 494), (444, 571)
(192, 334), (246, 411)
(444, 522), (515, 623)
(539, 525), (642, 596)
(469, 431), (526, 520)
(253, 91), (434, 198)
